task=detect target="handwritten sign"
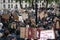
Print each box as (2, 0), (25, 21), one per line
(20, 27), (55, 40)
(40, 30), (55, 40)
(28, 28), (33, 39)
(28, 28), (37, 39)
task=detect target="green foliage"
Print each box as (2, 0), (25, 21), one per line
(48, 0), (52, 3)
(47, 0), (59, 3)
(15, 0), (59, 3)
(55, 0), (59, 3)
(15, 0), (19, 2)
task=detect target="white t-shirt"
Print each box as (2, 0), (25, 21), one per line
(18, 16), (23, 22)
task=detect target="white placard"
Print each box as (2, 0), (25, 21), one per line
(40, 30), (55, 40)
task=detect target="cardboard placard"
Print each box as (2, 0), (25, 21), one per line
(25, 27), (28, 38)
(20, 27), (26, 38)
(2, 14), (9, 20)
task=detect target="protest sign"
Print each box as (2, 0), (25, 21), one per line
(40, 29), (55, 40)
(28, 27), (33, 39)
(25, 27), (28, 38)
(20, 27), (26, 38)
(32, 28), (37, 39)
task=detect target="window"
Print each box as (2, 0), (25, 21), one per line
(11, 0), (13, 3)
(3, 0), (5, 3)
(15, 5), (18, 9)
(8, 4), (10, 8)
(3, 4), (5, 8)
(11, 4), (13, 8)
(8, 0), (10, 3)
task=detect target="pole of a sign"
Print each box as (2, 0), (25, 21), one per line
(20, 0), (22, 8)
(46, 0), (48, 9)
(35, 0), (38, 25)
(32, 0), (34, 9)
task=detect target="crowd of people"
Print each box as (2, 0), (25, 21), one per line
(0, 8), (59, 40)
(0, 1), (60, 40)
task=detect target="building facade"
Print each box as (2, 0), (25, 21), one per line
(0, 0), (20, 10)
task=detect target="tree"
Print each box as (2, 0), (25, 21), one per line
(45, 0), (59, 8)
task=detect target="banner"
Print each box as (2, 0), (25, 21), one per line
(20, 27), (55, 40)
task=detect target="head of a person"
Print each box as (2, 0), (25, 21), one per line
(10, 37), (16, 40)
(4, 29), (10, 37)
(0, 33), (3, 38)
